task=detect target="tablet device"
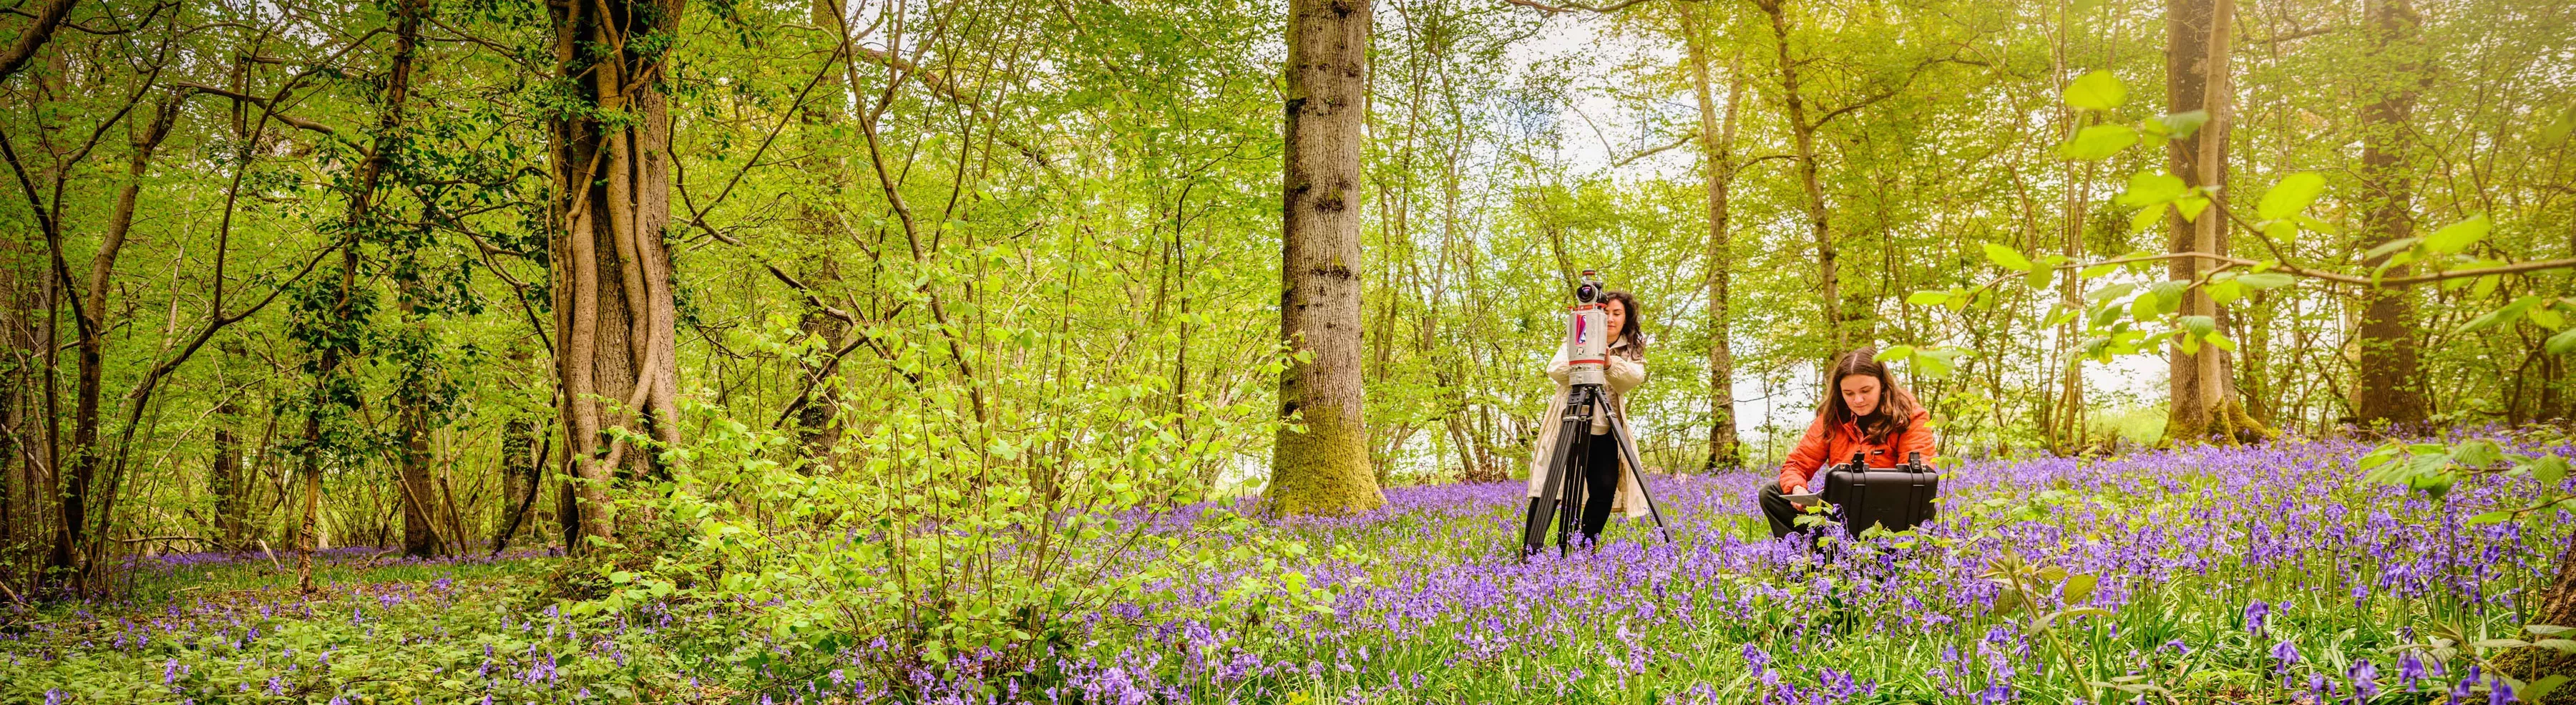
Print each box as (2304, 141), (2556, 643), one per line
(1780, 490), (1823, 507)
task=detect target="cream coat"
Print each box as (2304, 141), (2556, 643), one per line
(1523, 340), (1651, 518)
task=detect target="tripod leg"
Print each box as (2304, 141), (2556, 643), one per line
(1604, 410), (1674, 545)
(1560, 429), (1586, 551)
(1521, 394), (1591, 554)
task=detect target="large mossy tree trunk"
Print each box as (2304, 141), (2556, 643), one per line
(1268, 0), (1383, 517)
(2159, 0), (2267, 444)
(547, 0), (686, 548)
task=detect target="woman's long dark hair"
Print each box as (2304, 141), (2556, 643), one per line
(1818, 346), (1922, 444)
(1601, 290), (1646, 360)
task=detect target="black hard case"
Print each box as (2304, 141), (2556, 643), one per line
(1818, 451), (1940, 533)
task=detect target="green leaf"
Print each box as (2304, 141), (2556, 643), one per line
(2174, 195), (2210, 223)
(2207, 279), (2245, 305)
(2363, 237), (2421, 262)
(2205, 331), (2237, 352)
(1875, 345), (1915, 361)
(1985, 243), (2035, 272)
(2063, 70), (2127, 111)
(2157, 110), (2210, 139)
(2468, 511), (2513, 525)
(2263, 219), (2299, 245)
(2531, 455), (2570, 486)
(2549, 328), (2576, 356)
(2459, 296), (2541, 334)
(2529, 306), (2565, 331)
(2115, 172), (2190, 208)
(2079, 263), (2119, 279)
(1907, 290), (1951, 306)
(2424, 215), (2492, 256)
(2524, 675), (2571, 701)
(2059, 124), (2138, 160)
(2062, 573), (2099, 604)
(2257, 172), (2327, 220)
(2129, 204), (2167, 233)
(2150, 280), (2190, 311)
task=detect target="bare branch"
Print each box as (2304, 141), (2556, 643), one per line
(1611, 134), (1694, 167)
(174, 82), (339, 136)
(1501, 0), (1667, 14)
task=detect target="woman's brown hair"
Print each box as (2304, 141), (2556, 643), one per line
(1818, 346), (1923, 444)
(1601, 290), (1646, 360)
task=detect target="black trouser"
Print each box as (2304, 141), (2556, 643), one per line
(1527, 429), (1624, 549)
(1758, 480), (1805, 540)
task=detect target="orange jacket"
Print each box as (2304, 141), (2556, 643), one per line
(1775, 409), (1937, 491)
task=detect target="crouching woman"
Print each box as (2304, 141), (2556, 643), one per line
(1759, 347), (1938, 540)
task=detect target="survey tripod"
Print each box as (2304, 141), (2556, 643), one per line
(1519, 271), (1673, 556)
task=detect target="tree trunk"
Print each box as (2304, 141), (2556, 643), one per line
(791, 0), (849, 465)
(2351, 0), (2428, 432)
(548, 0), (687, 547)
(1757, 0), (1843, 353)
(397, 393), (440, 557)
(1683, 5), (1743, 471)
(0, 0), (76, 591)
(0, 220), (35, 587)
(793, 258), (847, 461)
(2160, 0), (2265, 444)
(299, 0), (419, 590)
(1269, 0), (1382, 517)
(492, 416), (540, 555)
(2503, 530), (2576, 702)
(210, 397), (243, 550)
(52, 92), (181, 578)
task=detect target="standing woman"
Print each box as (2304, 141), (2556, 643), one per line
(1525, 291), (1654, 547)
(1759, 347), (1938, 539)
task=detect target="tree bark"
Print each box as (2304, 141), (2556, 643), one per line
(0, 209), (36, 587)
(1756, 0), (1844, 354)
(52, 92), (182, 577)
(2160, 0), (2265, 444)
(548, 0), (687, 547)
(1269, 0), (1383, 516)
(0, 0), (79, 85)
(1683, 4), (1742, 471)
(491, 416), (540, 555)
(396, 387), (441, 557)
(2350, 0), (2428, 432)
(210, 397), (243, 550)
